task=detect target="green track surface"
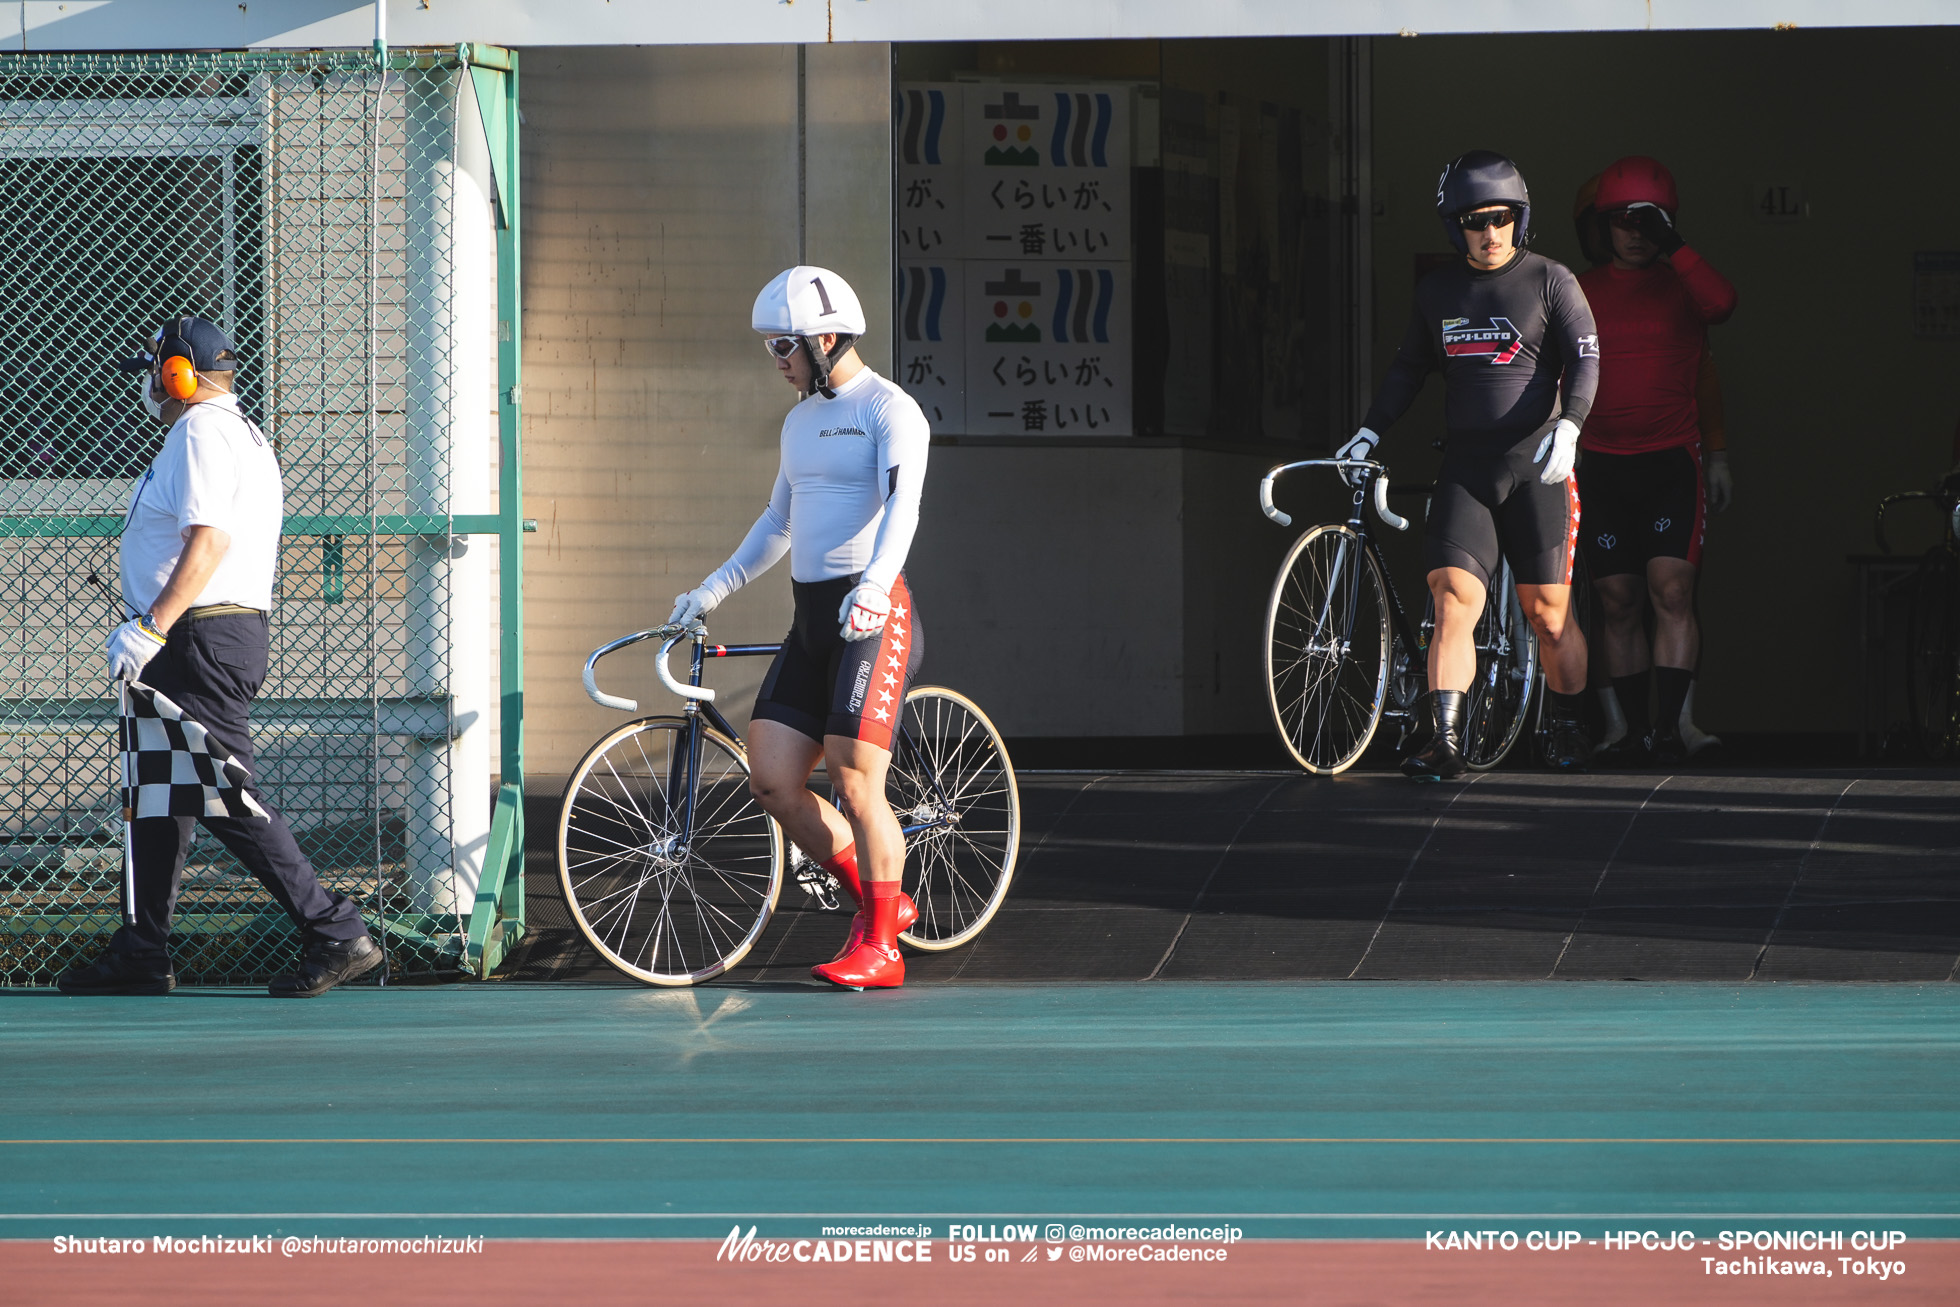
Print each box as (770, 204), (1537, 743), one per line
(3, 983), (1956, 1241)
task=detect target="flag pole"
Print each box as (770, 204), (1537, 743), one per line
(119, 678), (136, 928)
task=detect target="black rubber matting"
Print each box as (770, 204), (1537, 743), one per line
(496, 769), (1960, 985)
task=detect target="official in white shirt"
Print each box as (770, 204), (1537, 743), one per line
(58, 317), (381, 998)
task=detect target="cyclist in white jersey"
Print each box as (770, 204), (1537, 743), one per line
(669, 267), (930, 990)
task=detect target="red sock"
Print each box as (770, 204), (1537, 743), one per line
(864, 880), (902, 948)
(821, 845), (861, 907)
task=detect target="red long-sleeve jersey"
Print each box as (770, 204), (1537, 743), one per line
(1577, 246), (1736, 454)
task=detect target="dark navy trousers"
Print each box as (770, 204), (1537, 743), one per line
(110, 612), (369, 958)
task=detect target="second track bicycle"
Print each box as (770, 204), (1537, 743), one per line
(1259, 457), (1538, 774)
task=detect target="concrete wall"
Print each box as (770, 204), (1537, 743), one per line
(519, 44), (891, 779)
(905, 444), (1295, 739)
(1370, 26), (1960, 733)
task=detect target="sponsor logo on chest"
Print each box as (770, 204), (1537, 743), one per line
(1442, 316), (1524, 365)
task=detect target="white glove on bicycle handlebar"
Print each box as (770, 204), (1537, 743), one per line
(1334, 427), (1380, 486)
(1534, 418), (1580, 485)
(667, 586), (717, 627)
(838, 581), (891, 641)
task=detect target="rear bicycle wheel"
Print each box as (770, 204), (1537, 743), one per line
(890, 687), (1020, 951)
(1265, 525), (1391, 774)
(1905, 549), (1960, 762)
(1461, 574), (1539, 769)
(557, 716), (785, 985)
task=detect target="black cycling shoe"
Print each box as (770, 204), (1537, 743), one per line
(268, 934), (385, 998)
(1402, 690), (1468, 783)
(1542, 715), (1594, 772)
(1644, 727), (1688, 768)
(57, 951), (176, 996)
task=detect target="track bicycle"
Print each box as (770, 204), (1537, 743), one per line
(559, 623), (1021, 984)
(1876, 484), (1960, 760)
(1258, 457), (1537, 774)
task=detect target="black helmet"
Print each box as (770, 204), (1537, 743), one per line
(1436, 149), (1531, 254)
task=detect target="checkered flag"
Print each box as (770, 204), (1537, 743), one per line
(120, 681), (270, 821)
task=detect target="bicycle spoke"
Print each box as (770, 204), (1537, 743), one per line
(558, 719), (783, 984)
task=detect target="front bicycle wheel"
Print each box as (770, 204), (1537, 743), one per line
(1264, 524), (1391, 774)
(557, 716), (785, 985)
(890, 687), (1020, 951)
(1461, 574), (1539, 770)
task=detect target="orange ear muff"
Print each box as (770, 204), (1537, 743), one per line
(160, 355), (199, 401)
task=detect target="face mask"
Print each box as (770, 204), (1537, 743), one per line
(137, 372), (167, 422)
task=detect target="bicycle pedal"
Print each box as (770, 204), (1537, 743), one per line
(794, 865), (843, 912)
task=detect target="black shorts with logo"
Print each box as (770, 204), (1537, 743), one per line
(1577, 445), (1705, 578)
(752, 573), (923, 751)
(1424, 426), (1580, 589)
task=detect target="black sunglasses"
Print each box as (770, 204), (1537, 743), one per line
(1458, 208), (1520, 232)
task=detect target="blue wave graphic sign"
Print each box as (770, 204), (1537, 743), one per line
(1049, 92), (1115, 168)
(1049, 268), (1116, 344)
(901, 266), (950, 342)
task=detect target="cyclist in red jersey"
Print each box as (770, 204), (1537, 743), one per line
(1573, 173), (1729, 757)
(1575, 156), (1737, 765)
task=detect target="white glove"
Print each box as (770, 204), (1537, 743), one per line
(1705, 450), (1732, 513)
(1334, 427), (1380, 485)
(105, 614), (168, 680)
(1534, 418), (1580, 485)
(666, 587), (716, 628)
(838, 582), (891, 641)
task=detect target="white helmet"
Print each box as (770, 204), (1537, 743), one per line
(752, 266), (866, 337)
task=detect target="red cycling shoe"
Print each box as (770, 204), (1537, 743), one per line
(813, 882), (906, 990)
(812, 937), (905, 990)
(831, 893), (917, 962)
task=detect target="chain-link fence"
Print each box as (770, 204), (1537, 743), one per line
(0, 50), (506, 985)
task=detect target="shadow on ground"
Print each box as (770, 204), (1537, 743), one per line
(501, 769), (1960, 985)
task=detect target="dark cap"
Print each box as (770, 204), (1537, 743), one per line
(114, 315), (238, 374)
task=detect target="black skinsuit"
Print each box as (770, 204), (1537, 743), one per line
(1363, 249), (1600, 587)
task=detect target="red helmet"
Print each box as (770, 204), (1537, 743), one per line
(1595, 155), (1678, 215)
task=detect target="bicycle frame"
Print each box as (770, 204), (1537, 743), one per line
(1260, 458), (1523, 735)
(584, 627), (958, 850)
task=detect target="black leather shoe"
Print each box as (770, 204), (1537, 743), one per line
(57, 951), (176, 996)
(1543, 715), (1594, 772)
(268, 935), (385, 998)
(1403, 690), (1469, 783)
(1644, 727), (1688, 768)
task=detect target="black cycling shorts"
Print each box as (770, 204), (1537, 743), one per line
(1577, 444), (1704, 578)
(752, 572), (923, 750)
(1425, 427), (1580, 589)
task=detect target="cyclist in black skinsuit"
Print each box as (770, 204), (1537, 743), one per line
(1337, 150), (1600, 779)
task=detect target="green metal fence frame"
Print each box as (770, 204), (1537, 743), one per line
(464, 42), (527, 979)
(0, 42), (528, 980)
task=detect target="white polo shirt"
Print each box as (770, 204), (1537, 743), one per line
(119, 393), (283, 617)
